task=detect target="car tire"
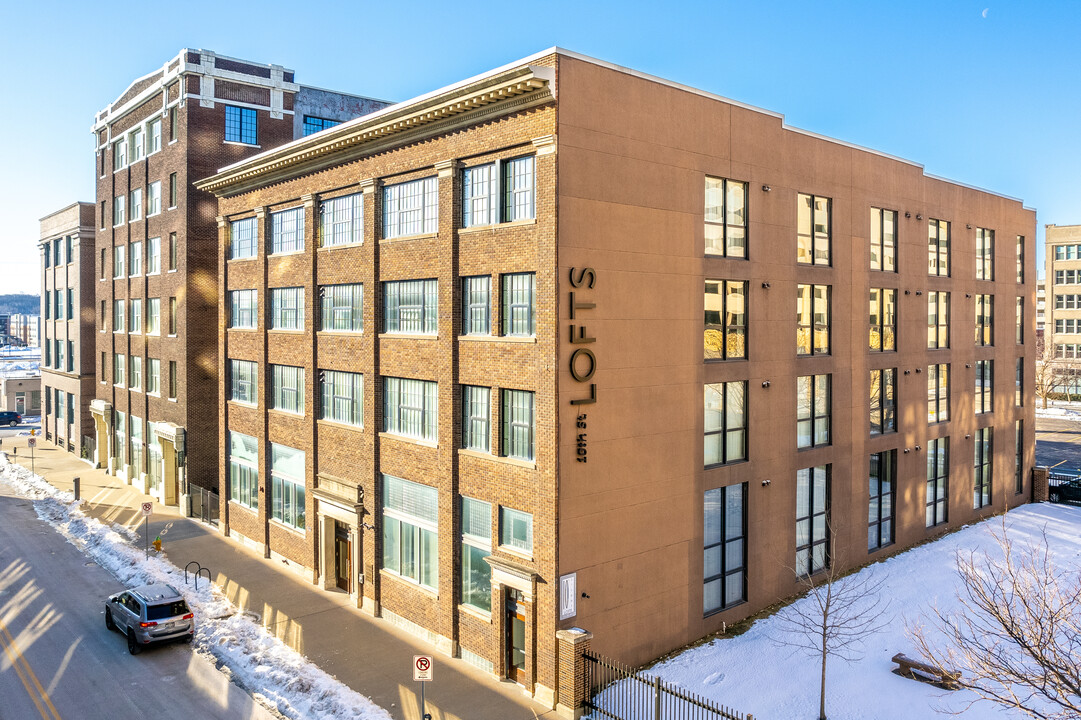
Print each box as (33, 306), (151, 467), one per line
(7, 420), (15, 427)
(127, 629), (141, 655)
(105, 609), (116, 631)
(182, 635), (193, 644)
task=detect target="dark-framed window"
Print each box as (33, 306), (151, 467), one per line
(1016, 297), (1024, 345)
(225, 105), (257, 145)
(869, 368), (896, 436)
(928, 219), (950, 276)
(1016, 235), (1025, 284)
(270, 207), (305, 254)
(704, 483), (747, 614)
(976, 227), (995, 281)
(870, 208), (897, 272)
(320, 370), (363, 426)
(927, 437), (948, 526)
(796, 465), (829, 576)
(928, 364), (949, 423)
(462, 276), (491, 335)
(797, 284), (830, 355)
(1015, 420), (1024, 494)
(704, 177), (748, 258)
(928, 291), (949, 349)
(502, 389), (535, 461)
(974, 427), (993, 509)
(704, 381), (747, 466)
(975, 360), (994, 415)
(797, 375), (830, 449)
(383, 279), (437, 334)
(869, 288), (896, 351)
(502, 273), (536, 337)
(975, 294), (994, 346)
(303, 115), (341, 136)
(462, 385), (491, 452)
(1016, 358), (1023, 407)
(797, 193), (831, 265)
(705, 280), (747, 361)
(320, 283), (363, 332)
(868, 451), (895, 551)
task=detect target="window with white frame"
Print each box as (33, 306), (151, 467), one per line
(113, 138), (127, 171)
(129, 355), (142, 390)
(271, 365), (305, 414)
(229, 432), (258, 510)
(147, 358), (160, 395)
(320, 370), (363, 426)
(382, 474), (438, 588)
(146, 298), (160, 335)
(461, 276), (490, 335)
(461, 156), (535, 227)
(129, 240), (142, 276)
(502, 389), (534, 461)
(320, 283), (363, 332)
(502, 273), (536, 336)
(230, 359), (258, 405)
(383, 177), (438, 238)
(129, 188), (142, 222)
(231, 217), (257, 259)
(796, 465), (830, 576)
(383, 279), (437, 334)
(500, 506), (533, 554)
(148, 118), (161, 153)
(320, 193), (363, 247)
(229, 289), (257, 329)
(704, 483), (747, 614)
(270, 443), (305, 530)
(461, 497), (492, 612)
(129, 299), (142, 334)
(147, 181), (161, 216)
(270, 287), (304, 330)
(270, 207), (305, 254)
(130, 127), (144, 161)
(383, 377), (437, 441)
(147, 236), (160, 274)
(113, 299), (124, 332)
(462, 385), (490, 452)
(113, 196), (125, 227)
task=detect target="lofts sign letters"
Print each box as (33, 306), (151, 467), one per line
(568, 267), (596, 463)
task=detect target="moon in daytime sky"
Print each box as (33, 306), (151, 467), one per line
(982, 8), (989, 18)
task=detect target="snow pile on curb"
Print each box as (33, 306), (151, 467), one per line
(0, 453), (392, 720)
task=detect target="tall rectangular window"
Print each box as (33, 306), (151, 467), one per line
(869, 288), (896, 351)
(169, 105), (178, 141)
(147, 181), (161, 216)
(231, 217), (257, 259)
(146, 298), (160, 335)
(1016, 297), (1024, 345)
(114, 353), (125, 385)
(462, 276), (491, 335)
(703, 483), (747, 614)
(147, 236), (160, 274)
(270, 444), (305, 530)
(101, 248), (106, 278)
(382, 474), (437, 589)
(461, 157), (536, 227)
(65, 235), (73, 264)
(270, 207), (305, 254)
(228, 432), (259, 510)
(271, 365), (305, 414)
(225, 106), (257, 145)
(129, 356), (141, 390)
(320, 370), (363, 426)
(927, 291), (949, 349)
(704, 381), (747, 466)
(169, 232), (178, 270)
(229, 290), (257, 329)
(129, 299), (142, 334)
(704, 280), (747, 360)
(320, 284), (363, 332)
(929, 434), (946, 525)
(975, 360), (994, 414)
(502, 273), (536, 337)
(928, 219), (950, 276)
(462, 163), (496, 227)
(796, 465), (829, 576)
(168, 361), (177, 399)
(67, 341), (74, 372)
(383, 279), (437, 334)
(169, 173), (178, 208)
(797, 284), (830, 355)
(797, 375), (830, 449)
(869, 208), (897, 272)
(503, 156), (536, 223)
(1015, 420), (1024, 494)
(461, 497), (492, 612)
(974, 427), (993, 509)
(113, 245), (124, 278)
(147, 358), (160, 395)
(383, 177), (438, 238)
(704, 177), (748, 258)
(230, 359), (258, 405)
(976, 227), (995, 281)
(113, 138), (127, 170)
(129, 240), (142, 276)
(502, 389), (535, 461)
(1016, 235), (1025, 283)
(868, 451), (895, 551)
(66, 288), (74, 319)
(130, 128), (144, 161)
(129, 188), (142, 222)
(462, 385), (491, 452)
(148, 118), (161, 153)
(383, 377), (437, 441)
(113, 196), (125, 227)
(869, 368), (896, 436)
(270, 287), (304, 330)
(1016, 358), (1023, 407)
(500, 506), (533, 555)
(169, 297), (177, 335)
(320, 193), (363, 247)
(928, 364), (949, 423)
(975, 294), (994, 346)
(797, 193), (831, 265)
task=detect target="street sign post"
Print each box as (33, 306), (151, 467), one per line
(27, 437), (35, 474)
(414, 655), (433, 719)
(142, 502), (152, 559)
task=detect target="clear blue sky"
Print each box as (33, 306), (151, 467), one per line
(2, 0), (1078, 294)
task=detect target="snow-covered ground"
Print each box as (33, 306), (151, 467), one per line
(0, 453), (391, 720)
(645, 503), (1081, 720)
(1035, 404), (1081, 419)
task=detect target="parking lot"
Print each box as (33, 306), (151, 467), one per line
(1036, 414), (1081, 472)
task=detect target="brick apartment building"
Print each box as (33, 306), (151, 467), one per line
(40, 202), (97, 454)
(197, 49), (1035, 712)
(1045, 224), (1081, 369)
(90, 49), (387, 510)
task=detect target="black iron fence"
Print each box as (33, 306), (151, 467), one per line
(1048, 471), (1081, 506)
(584, 651), (753, 720)
(189, 486), (219, 526)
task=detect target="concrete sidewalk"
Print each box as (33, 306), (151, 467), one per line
(2, 434), (556, 720)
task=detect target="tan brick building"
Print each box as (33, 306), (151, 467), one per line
(198, 49), (1036, 712)
(90, 49), (387, 510)
(40, 202), (97, 455)
(1045, 224), (1081, 380)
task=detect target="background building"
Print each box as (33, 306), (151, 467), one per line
(200, 49), (1035, 709)
(8, 314), (40, 347)
(89, 49), (388, 511)
(41, 202), (97, 455)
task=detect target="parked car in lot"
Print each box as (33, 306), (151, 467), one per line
(0, 411), (21, 427)
(105, 584), (194, 654)
(1049, 475), (1081, 505)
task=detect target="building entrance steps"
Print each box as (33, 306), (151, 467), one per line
(2, 435), (556, 720)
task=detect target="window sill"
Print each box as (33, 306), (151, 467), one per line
(268, 328), (305, 334)
(380, 569), (438, 598)
(458, 218), (537, 234)
(269, 518), (306, 537)
(168, 205), (177, 211)
(380, 231), (438, 244)
(458, 448), (536, 470)
(147, 392), (161, 398)
(228, 327), (258, 333)
(497, 547), (534, 563)
(317, 330), (364, 337)
(227, 257), (258, 263)
(379, 333), (438, 341)
(458, 604), (492, 623)
(224, 140), (261, 149)
(227, 400), (258, 410)
(268, 250), (306, 258)
(379, 432), (437, 449)
(167, 397), (178, 403)
(268, 408), (306, 419)
(319, 241), (364, 251)
(316, 418), (364, 433)
(147, 271), (161, 277)
(228, 499), (258, 515)
(167, 269), (178, 273)
(458, 334), (536, 344)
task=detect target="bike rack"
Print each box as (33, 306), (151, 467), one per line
(184, 561), (212, 591)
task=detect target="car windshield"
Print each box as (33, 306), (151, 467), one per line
(146, 600), (190, 620)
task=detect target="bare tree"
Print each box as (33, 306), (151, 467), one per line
(773, 531), (893, 720)
(910, 521), (1081, 719)
(1035, 333), (1066, 409)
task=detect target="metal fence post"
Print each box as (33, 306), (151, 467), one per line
(653, 675), (661, 720)
(73, 476), (80, 500)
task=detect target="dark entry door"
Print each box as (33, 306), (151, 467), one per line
(334, 521), (351, 592)
(506, 589), (526, 683)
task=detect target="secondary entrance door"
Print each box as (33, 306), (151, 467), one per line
(334, 521), (351, 592)
(506, 589), (527, 683)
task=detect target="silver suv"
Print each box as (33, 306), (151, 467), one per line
(105, 584), (194, 654)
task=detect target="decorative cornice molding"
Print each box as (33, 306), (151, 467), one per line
(532, 134), (556, 156)
(435, 159), (457, 178)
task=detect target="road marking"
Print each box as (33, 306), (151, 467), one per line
(1051, 459), (1069, 469)
(0, 615), (60, 720)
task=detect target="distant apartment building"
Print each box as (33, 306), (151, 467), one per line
(7, 314), (40, 347)
(90, 49), (387, 510)
(1036, 278), (1046, 337)
(1045, 224), (1081, 358)
(0, 376), (40, 417)
(40, 202), (97, 455)
(197, 49), (1036, 708)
